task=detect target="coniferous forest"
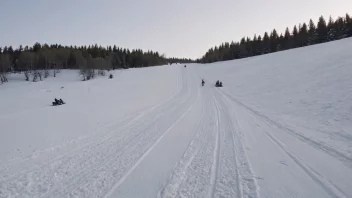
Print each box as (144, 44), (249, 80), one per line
(0, 43), (193, 82)
(0, 13), (351, 83)
(198, 13), (352, 63)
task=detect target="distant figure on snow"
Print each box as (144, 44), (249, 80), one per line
(52, 98), (65, 106)
(215, 80), (223, 87)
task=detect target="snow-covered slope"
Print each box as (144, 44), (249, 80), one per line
(1, 38), (352, 198)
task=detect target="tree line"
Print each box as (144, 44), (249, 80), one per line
(198, 13), (352, 63)
(0, 43), (194, 83)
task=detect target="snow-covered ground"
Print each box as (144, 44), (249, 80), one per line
(1, 38), (352, 198)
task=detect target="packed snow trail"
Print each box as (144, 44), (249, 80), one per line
(158, 87), (260, 198)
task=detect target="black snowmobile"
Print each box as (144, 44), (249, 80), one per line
(52, 98), (65, 106)
(215, 80), (223, 87)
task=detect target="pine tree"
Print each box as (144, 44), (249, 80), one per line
(308, 19), (318, 44)
(299, 23), (309, 47)
(257, 35), (262, 55)
(252, 35), (260, 55)
(346, 13), (352, 36)
(262, 32), (270, 54)
(292, 25), (299, 48)
(327, 16), (337, 41)
(277, 33), (284, 51)
(270, 29), (279, 52)
(316, 15), (328, 43)
(283, 27), (292, 50)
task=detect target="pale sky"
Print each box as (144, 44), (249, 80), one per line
(0, 0), (351, 59)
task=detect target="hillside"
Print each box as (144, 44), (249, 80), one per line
(1, 38), (352, 198)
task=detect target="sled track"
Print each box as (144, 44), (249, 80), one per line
(157, 89), (219, 198)
(219, 89), (352, 170)
(0, 68), (199, 198)
(209, 96), (221, 198)
(251, 117), (347, 198)
(219, 90), (347, 198)
(156, 89), (208, 198)
(158, 87), (260, 198)
(105, 88), (198, 198)
(214, 92), (260, 198)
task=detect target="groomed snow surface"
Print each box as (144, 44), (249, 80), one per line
(1, 38), (352, 198)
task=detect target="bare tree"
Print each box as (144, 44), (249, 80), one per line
(97, 58), (106, 76)
(105, 55), (113, 71)
(74, 51), (90, 80)
(31, 54), (42, 82)
(54, 49), (69, 77)
(40, 49), (53, 78)
(0, 54), (11, 83)
(86, 55), (96, 80)
(19, 52), (35, 81)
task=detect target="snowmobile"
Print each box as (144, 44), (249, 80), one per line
(52, 98), (65, 106)
(215, 80), (223, 87)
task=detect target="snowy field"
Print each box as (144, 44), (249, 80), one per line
(1, 38), (352, 198)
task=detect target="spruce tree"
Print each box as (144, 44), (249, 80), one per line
(327, 16), (337, 41)
(346, 13), (352, 36)
(263, 32), (270, 54)
(277, 33), (284, 51)
(299, 23), (309, 47)
(257, 35), (262, 55)
(283, 27), (292, 49)
(316, 15), (328, 43)
(308, 19), (318, 44)
(292, 25), (299, 48)
(270, 29), (279, 52)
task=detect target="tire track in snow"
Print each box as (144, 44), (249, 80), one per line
(157, 91), (219, 198)
(219, 90), (352, 169)
(0, 106), (147, 184)
(0, 107), (150, 178)
(212, 94), (241, 198)
(157, 89), (210, 198)
(209, 96), (221, 198)
(105, 87), (199, 198)
(214, 92), (260, 198)
(219, 90), (347, 198)
(159, 86), (257, 198)
(249, 114), (347, 198)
